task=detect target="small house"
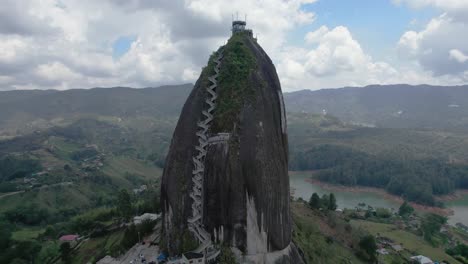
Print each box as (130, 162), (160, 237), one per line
(410, 255), (434, 264)
(181, 252), (205, 264)
(390, 244), (403, 252)
(133, 213), (161, 225)
(376, 248), (389, 255)
(59, 234), (80, 246)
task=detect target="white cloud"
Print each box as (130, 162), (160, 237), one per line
(34, 62), (81, 82)
(277, 26), (400, 90)
(393, 0), (468, 21)
(304, 25), (329, 44)
(0, 0), (317, 91)
(397, 12), (468, 78)
(0, 0), (466, 92)
(449, 49), (468, 63)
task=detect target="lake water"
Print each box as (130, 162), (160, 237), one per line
(289, 172), (468, 226)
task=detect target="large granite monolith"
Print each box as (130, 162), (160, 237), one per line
(160, 22), (305, 264)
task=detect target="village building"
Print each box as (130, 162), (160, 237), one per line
(59, 234), (80, 246)
(410, 255), (434, 264)
(376, 248), (389, 255)
(390, 244), (403, 252)
(133, 184), (148, 195)
(133, 213), (160, 225)
(181, 252), (205, 264)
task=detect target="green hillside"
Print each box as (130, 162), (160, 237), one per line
(284, 84), (468, 130)
(288, 112), (468, 205)
(2, 85), (468, 208)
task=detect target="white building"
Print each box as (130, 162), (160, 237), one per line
(410, 255), (434, 264)
(181, 252), (205, 264)
(133, 213), (160, 225)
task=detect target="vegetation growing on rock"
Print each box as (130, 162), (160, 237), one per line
(211, 33), (256, 132)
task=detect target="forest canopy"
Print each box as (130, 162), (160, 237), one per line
(290, 144), (468, 205)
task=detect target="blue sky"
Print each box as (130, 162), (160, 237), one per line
(110, 1), (438, 62)
(112, 35), (137, 59)
(289, 0), (437, 61)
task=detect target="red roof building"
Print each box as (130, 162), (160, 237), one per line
(59, 234), (79, 242)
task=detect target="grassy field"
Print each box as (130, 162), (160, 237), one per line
(102, 156), (162, 182)
(351, 220), (461, 264)
(292, 202), (366, 264)
(72, 229), (125, 264)
(11, 227), (45, 241)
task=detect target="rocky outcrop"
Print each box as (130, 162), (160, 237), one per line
(160, 31), (304, 264)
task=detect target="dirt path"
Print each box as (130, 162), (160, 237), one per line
(0, 190), (24, 199)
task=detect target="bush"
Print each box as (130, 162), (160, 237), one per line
(375, 208), (392, 218)
(358, 235), (377, 263)
(4, 204), (50, 225)
(398, 201), (414, 217)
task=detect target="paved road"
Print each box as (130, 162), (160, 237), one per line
(97, 244), (160, 264)
(97, 229), (161, 264)
(0, 182), (73, 199)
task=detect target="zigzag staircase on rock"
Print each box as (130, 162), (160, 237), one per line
(187, 49), (224, 262)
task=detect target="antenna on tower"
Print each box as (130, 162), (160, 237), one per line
(236, 12), (239, 20)
(245, 14), (247, 23)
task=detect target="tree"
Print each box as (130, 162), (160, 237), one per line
(0, 220), (12, 250)
(320, 194), (330, 210)
(328, 193), (337, 210)
(308, 193), (320, 209)
(375, 208), (392, 218)
(398, 201), (414, 217)
(16, 241), (42, 263)
(121, 225), (138, 250)
(421, 213), (447, 245)
(358, 235), (378, 263)
(117, 189), (132, 220)
(219, 245), (236, 264)
(63, 164), (72, 171)
(59, 242), (72, 264)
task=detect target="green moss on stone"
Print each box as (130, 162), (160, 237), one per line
(211, 33), (257, 132)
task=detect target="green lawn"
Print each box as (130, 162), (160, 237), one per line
(351, 220), (460, 264)
(12, 227), (45, 241)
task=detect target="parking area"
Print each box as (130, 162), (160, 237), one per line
(97, 243), (160, 264)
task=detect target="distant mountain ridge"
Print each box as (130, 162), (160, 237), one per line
(1, 83), (468, 135)
(2, 83), (468, 207)
(284, 84), (468, 130)
(0, 84), (192, 136)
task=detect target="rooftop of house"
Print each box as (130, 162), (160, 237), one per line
(59, 234), (79, 241)
(410, 255), (433, 264)
(183, 252), (204, 260)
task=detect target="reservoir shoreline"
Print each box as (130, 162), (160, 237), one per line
(289, 171), (459, 217)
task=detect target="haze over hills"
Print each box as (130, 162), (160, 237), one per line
(284, 84), (468, 130)
(2, 84), (468, 138)
(0, 84), (193, 137)
(1, 83), (468, 205)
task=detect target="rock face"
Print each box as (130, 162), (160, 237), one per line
(161, 27), (304, 264)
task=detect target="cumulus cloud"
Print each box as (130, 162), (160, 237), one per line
(0, 0), (316, 91)
(1, 0), (466, 92)
(393, 0), (468, 22)
(277, 26), (399, 90)
(450, 49), (468, 63)
(396, 0), (468, 81)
